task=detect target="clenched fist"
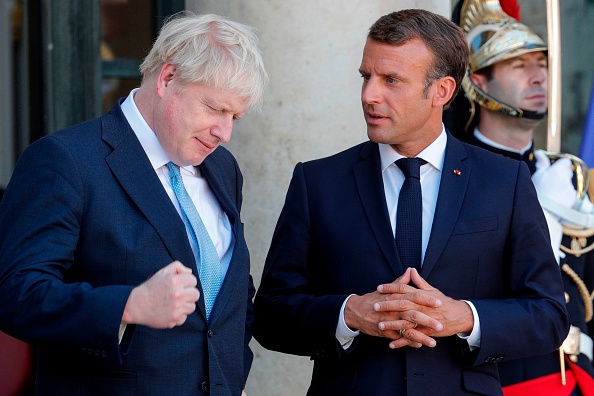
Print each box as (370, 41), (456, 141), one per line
(122, 261), (200, 328)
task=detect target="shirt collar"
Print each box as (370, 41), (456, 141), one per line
(473, 128), (532, 155)
(120, 88), (197, 176)
(379, 125), (447, 173)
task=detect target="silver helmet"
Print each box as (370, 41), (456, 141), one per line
(460, 0), (547, 119)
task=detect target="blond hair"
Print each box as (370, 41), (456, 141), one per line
(140, 12), (268, 112)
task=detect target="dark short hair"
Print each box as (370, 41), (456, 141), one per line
(368, 9), (469, 106)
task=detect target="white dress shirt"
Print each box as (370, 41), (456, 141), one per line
(336, 127), (481, 349)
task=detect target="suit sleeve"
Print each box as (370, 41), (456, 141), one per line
(0, 136), (132, 359)
(235, 157), (256, 386)
(471, 162), (570, 364)
(253, 163), (349, 358)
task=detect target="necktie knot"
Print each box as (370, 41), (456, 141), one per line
(396, 157), (426, 179)
(167, 161), (180, 179)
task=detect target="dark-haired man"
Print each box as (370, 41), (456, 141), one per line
(254, 8), (569, 395)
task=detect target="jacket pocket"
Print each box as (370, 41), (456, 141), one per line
(451, 216), (498, 235)
(462, 367), (503, 395)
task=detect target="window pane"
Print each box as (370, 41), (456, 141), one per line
(101, 0), (152, 112)
(102, 78), (142, 113)
(101, 0), (153, 60)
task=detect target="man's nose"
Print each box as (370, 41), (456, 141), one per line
(529, 65), (547, 85)
(361, 78), (381, 104)
(213, 115), (234, 143)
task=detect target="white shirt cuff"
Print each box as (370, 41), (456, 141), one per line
(458, 300), (481, 350)
(336, 294), (360, 349)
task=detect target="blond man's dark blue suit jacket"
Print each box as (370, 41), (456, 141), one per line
(253, 135), (570, 395)
(0, 101), (255, 396)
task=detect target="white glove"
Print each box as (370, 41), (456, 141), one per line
(532, 150), (577, 215)
(531, 150), (577, 263)
(576, 192), (594, 214)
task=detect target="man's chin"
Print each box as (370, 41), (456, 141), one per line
(519, 113), (546, 127)
(366, 128), (390, 144)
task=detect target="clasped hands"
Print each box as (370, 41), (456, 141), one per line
(344, 267), (473, 349)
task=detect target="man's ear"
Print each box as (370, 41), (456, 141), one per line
(156, 63), (176, 98)
(469, 72), (487, 91)
(432, 76), (456, 107)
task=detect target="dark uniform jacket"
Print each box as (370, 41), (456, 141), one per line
(467, 133), (594, 392)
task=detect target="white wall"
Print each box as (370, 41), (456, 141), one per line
(184, 1), (449, 395)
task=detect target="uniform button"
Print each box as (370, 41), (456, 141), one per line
(200, 381), (209, 391)
(484, 353), (506, 364)
(207, 330), (214, 338)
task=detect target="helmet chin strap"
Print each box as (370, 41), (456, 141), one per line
(509, 108), (547, 120)
(463, 74), (547, 121)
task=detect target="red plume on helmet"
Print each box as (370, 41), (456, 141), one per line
(499, 0), (521, 21)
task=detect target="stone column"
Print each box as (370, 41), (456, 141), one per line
(184, 2), (449, 395)
(0, 0), (15, 188)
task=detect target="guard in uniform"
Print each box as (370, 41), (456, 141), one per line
(446, 1), (594, 394)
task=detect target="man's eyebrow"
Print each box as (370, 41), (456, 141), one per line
(358, 69), (400, 79)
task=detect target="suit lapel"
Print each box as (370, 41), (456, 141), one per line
(354, 142), (401, 275)
(101, 103), (197, 275)
(199, 157), (240, 229)
(422, 135), (470, 276)
(197, 152), (243, 324)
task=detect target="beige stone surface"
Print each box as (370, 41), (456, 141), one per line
(184, 2), (449, 395)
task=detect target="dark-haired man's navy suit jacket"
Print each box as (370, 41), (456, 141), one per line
(0, 101), (254, 396)
(254, 135), (570, 395)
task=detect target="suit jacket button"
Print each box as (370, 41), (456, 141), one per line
(484, 353), (505, 364)
(207, 330), (214, 338)
(200, 381), (209, 391)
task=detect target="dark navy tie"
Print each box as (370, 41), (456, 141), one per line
(395, 158), (426, 271)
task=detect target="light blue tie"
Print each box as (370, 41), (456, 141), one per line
(167, 161), (223, 321)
